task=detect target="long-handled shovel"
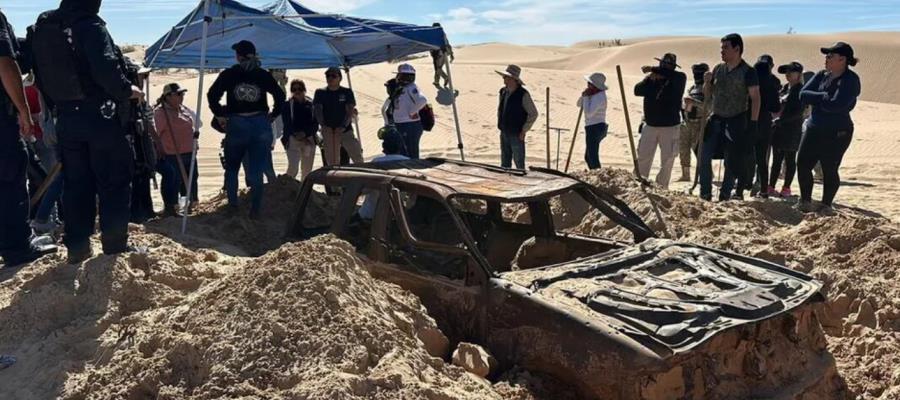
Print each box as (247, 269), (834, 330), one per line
(563, 106), (584, 173)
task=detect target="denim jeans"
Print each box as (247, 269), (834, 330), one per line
(157, 153), (199, 207)
(396, 121), (424, 159)
(224, 115), (271, 213)
(500, 131), (526, 169)
(584, 123), (608, 170)
(699, 114), (749, 199)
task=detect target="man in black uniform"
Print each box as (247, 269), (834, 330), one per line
(0, 9), (58, 268)
(29, 0), (144, 263)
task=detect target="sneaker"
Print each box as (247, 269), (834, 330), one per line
(818, 204), (836, 216)
(30, 219), (59, 234)
(780, 187), (792, 197)
(2, 243), (58, 268)
(766, 186), (778, 197)
(795, 200), (816, 213)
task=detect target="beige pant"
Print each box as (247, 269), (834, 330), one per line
(637, 125), (679, 189)
(322, 126), (364, 166)
(285, 135), (317, 180)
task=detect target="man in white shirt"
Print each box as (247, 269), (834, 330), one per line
(384, 64), (428, 159)
(358, 130), (409, 220)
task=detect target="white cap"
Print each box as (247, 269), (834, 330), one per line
(398, 63), (416, 74)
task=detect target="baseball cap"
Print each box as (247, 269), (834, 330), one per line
(777, 61), (804, 74)
(231, 40), (256, 57)
(398, 63), (416, 75)
(820, 42), (857, 66)
(162, 83), (188, 96)
(757, 54), (774, 67)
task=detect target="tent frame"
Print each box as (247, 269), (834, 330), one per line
(174, 0), (465, 233)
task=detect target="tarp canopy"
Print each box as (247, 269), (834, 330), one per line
(144, 0), (447, 69)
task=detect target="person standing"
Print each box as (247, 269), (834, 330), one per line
(0, 9), (57, 268)
(314, 67), (363, 166)
(768, 61), (805, 197)
(431, 23), (455, 89)
(496, 65), (538, 170)
(577, 73), (609, 170)
(281, 79), (318, 180)
(207, 40), (285, 219)
(635, 53), (687, 189)
(679, 63), (709, 182)
(796, 42), (861, 214)
(748, 55), (782, 197)
(154, 83), (199, 217)
(384, 64), (428, 159)
(699, 33), (761, 201)
(28, 0), (144, 263)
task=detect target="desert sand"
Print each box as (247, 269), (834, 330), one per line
(1, 32), (899, 399)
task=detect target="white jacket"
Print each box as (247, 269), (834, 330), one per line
(577, 91), (608, 127)
(384, 83), (428, 124)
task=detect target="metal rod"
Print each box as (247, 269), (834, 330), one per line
(181, 0), (211, 235)
(344, 66), (364, 156)
(545, 87), (550, 169)
(564, 105), (584, 173)
(444, 53), (465, 160)
(615, 65), (642, 179)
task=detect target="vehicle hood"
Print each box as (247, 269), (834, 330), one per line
(500, 239), (823, 356)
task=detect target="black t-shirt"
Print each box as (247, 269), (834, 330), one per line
(207, 64), (286, 118)
(313, 87), (355, 128)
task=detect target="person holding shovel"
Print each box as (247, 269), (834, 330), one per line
(577, 73), (609, 170)
(154, 83), (199, 217)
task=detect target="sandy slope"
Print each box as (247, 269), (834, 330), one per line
(137, 32), (900, 222)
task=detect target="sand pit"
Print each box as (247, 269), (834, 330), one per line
(569, 168), (900, 399)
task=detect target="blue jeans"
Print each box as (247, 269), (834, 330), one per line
(500, 132), (526, 169)
(396, 121), (424, 159)
(584, 123), (608, 170)
(157, 153), (199, 207)
(224, 115), (271, 213)
(699, 114), (749, 200)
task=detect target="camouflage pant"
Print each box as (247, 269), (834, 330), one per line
(679, 118), (703, 168)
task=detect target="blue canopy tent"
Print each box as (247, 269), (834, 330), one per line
(144, 0), (464, 233)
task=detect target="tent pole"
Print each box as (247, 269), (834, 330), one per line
(182, 0), (211, 235)
(444, 56), (465, 160)
(344, 66), (364, 156)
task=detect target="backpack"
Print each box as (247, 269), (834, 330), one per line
(27, 12), (88, 103)
(419, 104), (435, 132)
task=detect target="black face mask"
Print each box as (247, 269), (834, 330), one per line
(60, 0), (102, 15)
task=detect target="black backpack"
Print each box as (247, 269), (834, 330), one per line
(27, 11), (88, 103)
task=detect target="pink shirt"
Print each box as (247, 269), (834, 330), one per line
(154, 104), (197, 155)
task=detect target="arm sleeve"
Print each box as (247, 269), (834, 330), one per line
(820, 73), (861, 114)
(663, 74), (687, 111)
(265, 75), (286, 118)
(207, 72), (228, 117)
(305, 103), (319, 137)
(0, 21), (15, 58)
(280, 102), (291, 138)
(521, 91), (539, 133)
(76, 22), (132, 102)
(780, 86), (804, 122)
(800, 72), (826, 106)
(576, 96), (584, 108)
(634, 78), (652, 97)
(413, 86), (428, 111)
(153, 109), (168, 140)
(744, 67), (759, 87)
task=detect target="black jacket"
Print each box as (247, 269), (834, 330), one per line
(54, 5), (133, 103)
(208, 64), (286, 118)
(280, 98), (318, 139)
(634, 68), (686, 127)
(755, 64), (782, 114)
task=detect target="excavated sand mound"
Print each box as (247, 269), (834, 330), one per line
(571, 168), (900, 399)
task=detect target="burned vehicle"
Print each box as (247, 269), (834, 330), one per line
(289, 158), (841, 399)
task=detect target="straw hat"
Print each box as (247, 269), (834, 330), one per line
(584, 73), (608, 91)
(495, 64), (524, 85)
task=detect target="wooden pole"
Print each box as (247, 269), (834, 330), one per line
(615, 65), (641, 178)
(564, 106), (584, 173)
(545, 87), (551, 169)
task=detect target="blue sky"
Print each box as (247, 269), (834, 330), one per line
(3, 0), (900, 46)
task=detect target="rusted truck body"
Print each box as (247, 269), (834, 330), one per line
(289, 158), (842, 399)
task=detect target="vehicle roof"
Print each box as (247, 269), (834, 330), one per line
(321, 158), (582, 201)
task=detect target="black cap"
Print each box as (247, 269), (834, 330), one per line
(777, 61), (804, 74)
(757, 54), (774, 67)
(691, 63), (710, 73)
(820, 42), (857, 65)
(231, 40), (256, 57)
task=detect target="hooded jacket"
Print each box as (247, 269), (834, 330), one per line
(45, 0), (132, 102)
